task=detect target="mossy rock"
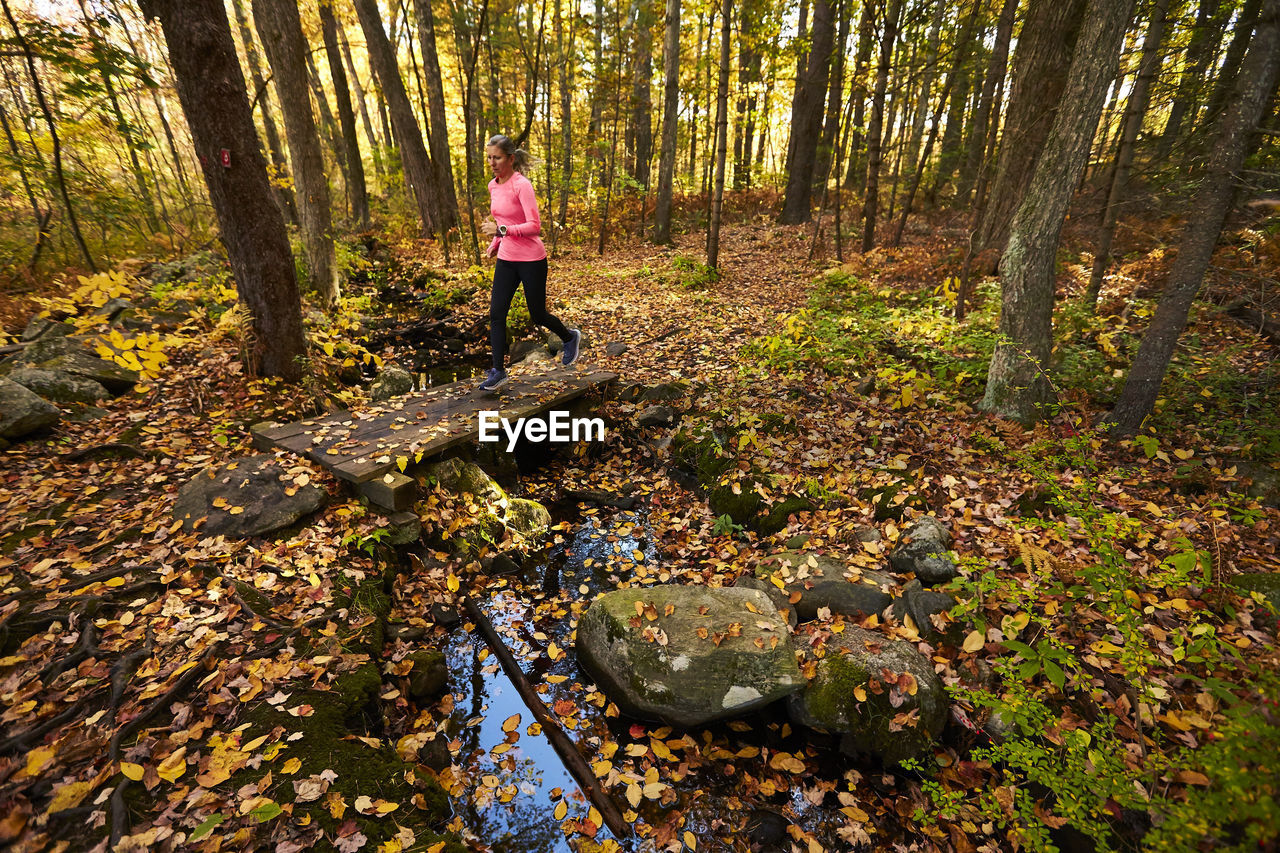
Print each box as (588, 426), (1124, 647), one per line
(670, 426), (734, 486)
(235, 663), (459, 850)
(751, 496), (815, 535)
(709, 482), (763, 526)
(505, 498), (550, 542)
(859, 477), (927, 522)
(788, 626), (947, 766)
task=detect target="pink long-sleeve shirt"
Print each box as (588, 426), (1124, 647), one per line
(488, 172), (546, 262)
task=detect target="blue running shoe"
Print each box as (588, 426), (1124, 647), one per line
(479, 368), (508, 391)
(562, 328), (582, 366)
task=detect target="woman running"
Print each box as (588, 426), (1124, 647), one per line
(478, 134), (580, 391)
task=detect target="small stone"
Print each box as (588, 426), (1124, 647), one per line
(429, 603), (461, 630)
(637, 404), (677, 427)
(369, 365), (414, 402)
(406, 650), (448, 702)
(605, 342), (629, 357)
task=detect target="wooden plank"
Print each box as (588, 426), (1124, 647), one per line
(329, 371), (615, 482)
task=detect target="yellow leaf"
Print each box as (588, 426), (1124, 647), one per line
(26, 746), (55, 777)
(1091, 640), (1123, 655)
(626, 783), (642, 808)
(962, 630), (984, 653)
(281, 757), (302, 775)
(48, 780), (94, 813)
(554, 799), (568, 820)
(323, 342), (335, 357)
(397, 456), (408, 473)
(120, 762), (145, 781)
(592, 760), (612, 777)
(447, 573), (460, 593)
(684, 831), (697, 850)
(840, 805), (870, 822)
(589, 807), (602, 828)
(157, 746), (187, 783)
(502, 714), (521, 732)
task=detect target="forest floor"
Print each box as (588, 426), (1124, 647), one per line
(2, 199), (1279, 853)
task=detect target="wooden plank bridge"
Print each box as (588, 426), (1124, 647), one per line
(252, 366), (616, 510)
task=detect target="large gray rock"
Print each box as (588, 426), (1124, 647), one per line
(370, 365), (414, 402)
(576, 585), (803, 728)
(7, 367), (110, 405)
(754, 551), (893, 622)
(21, 316), (73, 342)
(173, 454), (327, 538)
(733, 575), (798, 627)
(789, 626), (947, 765)
(14, 336), (138, 394)
(37, 350), (138, 395)
(0, 378), (60, 438)
(889, 516), (958, 586)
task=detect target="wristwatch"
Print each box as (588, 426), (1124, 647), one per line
(498, 225), (508, 237)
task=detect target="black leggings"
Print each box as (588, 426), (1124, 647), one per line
(490, 257), (571, 369)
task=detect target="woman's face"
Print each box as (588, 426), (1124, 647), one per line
(486, 145), (512, 178)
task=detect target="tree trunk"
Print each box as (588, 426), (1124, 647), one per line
(628, 0), (655, 186)
(338, 25), (384, 184)
(903, 0), (946, 179)
(303, 48), (346, 187)
(229, 0), (297, 225)
(843, 3), (875, 188)
(137, 0), (305, 380)
(931, 3), (979, 205)
(319, 1), (369, 229)
(252, 0), (339, 306)
(707, 0), (731, 269)
(780, 0), (834, 223)
(2, 0), (96, 272)
(1103, 0), (1280, 435)
(959, 0), (1017, 208)
(861, 0), (902, 252)
(687, 10), (702, 184)
(1085, 0), (1170, 309)
(1155, 0), (1225, 161)
(1202, 0), (1263, 131)
(354, 0), (444, 237)
(980, 0), (1136, 422)
(413, 0), (459, 231)
(979, 0), (1088, 252)
(77, 0), (160, 233)
(653, 0), (681, 244)
(556, 0), (578, 253)
(813, 0), (850, 195)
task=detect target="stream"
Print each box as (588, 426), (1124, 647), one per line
(416, 511), (851, 853)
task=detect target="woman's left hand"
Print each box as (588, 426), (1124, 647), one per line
(480, 219), (498, 237)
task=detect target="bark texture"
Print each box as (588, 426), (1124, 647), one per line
(138, 0), (305, 380)
(252, 0), (339, 305)
(354, 0), (444, 236)
(981, 0), (1137, 422)
(1104, 0), (1280, 435)
(979, 0), (1088, 251)
(780, 0), (834, 224)
(319, 1), (369, 229)
(653, 0), (681, 244)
